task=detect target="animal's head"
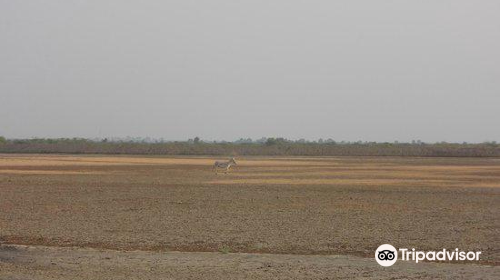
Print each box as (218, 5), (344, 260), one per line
(230, 157), (237, 165)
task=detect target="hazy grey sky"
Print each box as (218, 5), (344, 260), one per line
(1, 1), (499, 142)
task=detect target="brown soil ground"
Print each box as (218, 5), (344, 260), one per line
(1, 154), (499, 278)
(1, 244), (499, 280)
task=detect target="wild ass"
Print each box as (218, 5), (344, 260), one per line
(213, 157), (237, 174)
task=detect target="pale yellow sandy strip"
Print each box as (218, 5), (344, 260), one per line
(208, 178), (500, 188)
(0, 170), (105, 175)
(0, 156), (332, 167)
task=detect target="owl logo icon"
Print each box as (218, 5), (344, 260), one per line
(375, 244), (398, 267)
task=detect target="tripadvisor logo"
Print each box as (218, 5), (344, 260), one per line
(375, 244), (398, 267)
(375, 244), (481, 267)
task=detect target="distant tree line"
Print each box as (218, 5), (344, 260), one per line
(0, 136), (499, 157)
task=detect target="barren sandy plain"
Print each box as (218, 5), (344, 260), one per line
(1, 154), (499, 279)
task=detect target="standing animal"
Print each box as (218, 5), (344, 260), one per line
(213, 157), (237, 174)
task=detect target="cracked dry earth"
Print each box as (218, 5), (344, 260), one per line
(1, 154), (500, 279)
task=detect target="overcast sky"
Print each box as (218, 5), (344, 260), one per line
(1, 1), (499, 142)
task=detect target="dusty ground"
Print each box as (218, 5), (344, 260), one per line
(1, 154), (499, 278)
(1, 244), (499, 280)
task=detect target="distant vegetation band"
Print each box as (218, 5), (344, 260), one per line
(0, 138), (499, 157)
